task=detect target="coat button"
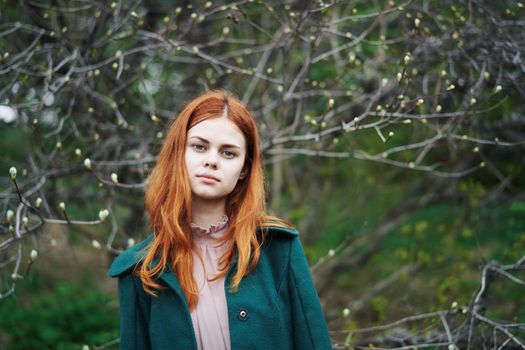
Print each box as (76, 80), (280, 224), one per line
(238, 308), (248, 321)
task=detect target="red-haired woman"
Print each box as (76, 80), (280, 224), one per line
(109, 90), (332, 350)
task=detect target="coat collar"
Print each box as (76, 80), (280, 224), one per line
(108, 225), (298, 278)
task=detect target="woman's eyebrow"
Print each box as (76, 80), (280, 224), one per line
(189, 136), (241, 149)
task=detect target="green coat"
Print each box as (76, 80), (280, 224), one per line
(108, 226), (333, 350)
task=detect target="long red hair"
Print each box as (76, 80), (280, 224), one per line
(140, 89), (292, 310)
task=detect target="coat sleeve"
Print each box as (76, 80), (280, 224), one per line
(117, 272), (152, 350)
(288, 236), (333, 350)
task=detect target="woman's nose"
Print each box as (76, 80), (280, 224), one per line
(204, 153), (218, 168)
(204, 160), (217, 168)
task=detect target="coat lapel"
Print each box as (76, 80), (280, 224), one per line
(157, 251), (239, 303)
(158, 265), (186, 301)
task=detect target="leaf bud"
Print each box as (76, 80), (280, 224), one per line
(84, 158), (92, 170)
(30, 249), (38, 261)
(98, 209), (110, 222)
(6, 209), (14, 223)
(9, 166), (17, 179)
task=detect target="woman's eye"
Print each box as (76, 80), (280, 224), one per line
(192, 144), (206, 151)
(222, 150), (237, 158)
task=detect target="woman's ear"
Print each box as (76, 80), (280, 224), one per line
(239, 168), (248, 179)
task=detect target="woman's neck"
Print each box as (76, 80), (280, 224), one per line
(190, 197), (227, 227)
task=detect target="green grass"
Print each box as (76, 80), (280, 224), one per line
(327, 199), (525, 329)
(0, 276), (119, 350)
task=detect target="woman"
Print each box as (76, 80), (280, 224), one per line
(109, 90), (332, 350)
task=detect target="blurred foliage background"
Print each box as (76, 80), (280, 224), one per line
(0, 0), (524, 349)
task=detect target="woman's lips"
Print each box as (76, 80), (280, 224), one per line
(197, 174), (219, 183)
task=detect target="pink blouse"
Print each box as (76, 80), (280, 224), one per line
(190, 215), (231, 350)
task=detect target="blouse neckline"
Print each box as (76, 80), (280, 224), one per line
(190, 214), (229, 237)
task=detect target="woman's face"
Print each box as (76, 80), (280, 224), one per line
(185, 116), (247, 204)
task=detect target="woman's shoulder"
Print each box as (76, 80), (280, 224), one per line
(256, 224), (299, 238)
(256, 223), (301, 251)
(256, 224), (301, 260)
(256, 215), (299, 239)
(107, 234), (154, 278)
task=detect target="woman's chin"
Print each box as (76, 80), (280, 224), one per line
(191, 191), (227, 202)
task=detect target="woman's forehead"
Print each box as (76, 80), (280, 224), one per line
(188, 117), (246, 148)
